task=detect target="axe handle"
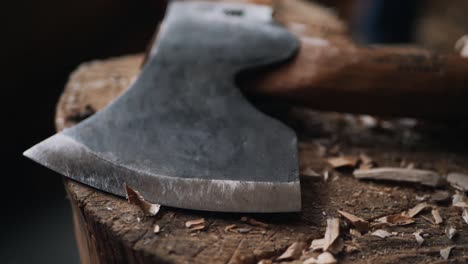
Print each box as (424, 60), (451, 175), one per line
(247, 38), (468, 120)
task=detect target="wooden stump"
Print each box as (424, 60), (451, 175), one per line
(58, 54), (468, 264)
(53, 2), (468, 263)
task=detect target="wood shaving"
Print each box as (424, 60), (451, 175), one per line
(353, 168), (445, 187)
(124, 184), (161, 216)
(327, 156), (358, 169)
(431, 209), (443, 224)
(337, 210), (369, 232)
(323, 218), (340, 251)
(153, 224), (160, 234)
(371, 229), (394, 239)
(440, 246), (455, 260)
(447, 172), (468, 191)
(303, 252), (337, 264)
(185, 218), (205, 228)
(240, 217), (269, 229)
(276, 242), (307, 261)
(446, 226), (457, 240)
(413, 230), (424, 246)
(463, 208), (468, 224)
(406, 202), (431, 218)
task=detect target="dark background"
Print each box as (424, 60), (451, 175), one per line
(1, 0), (465, 263)
(2, 1), (166, 263)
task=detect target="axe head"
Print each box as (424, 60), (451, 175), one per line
(24, 1), (301, 212)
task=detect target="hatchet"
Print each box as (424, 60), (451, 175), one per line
(24, 1), (468, 213)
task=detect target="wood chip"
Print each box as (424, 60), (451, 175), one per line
(276, 242), (307, 261)
(455, 35), (468, 57)
(153, 224), (160, 234)
(378, 214), (415, 226)
(452, 192), (468, 207)
(371, 229), (394, 239)
(302, 167), (322, 178)
(323, 171), (330, 181)
(303, 257), (317, 264)
(463, 208), (468, 224)
(189, 225), (205, 232)
(431, 190), (451, 203)
(323, 218), (340, 251)
(359, 153), (373, 165)
(224, 224), (237, 232)
(316, 252), (337, 264)
(310, 238), (325, 251)
(440, 246), (455, 260)
(350, 228), (362, 237)
(431, 209), (443, 224)
(185, 218), (205, 228)
(446, 226), (457, 240)
(337, 210), (369, 232)
(344, 244), (360, 253)
(327, 156), (358, 169)
(240, 217), (269, 229)
(353, 168), (445, 187)
(236, 228), (252, 234)
(124, 184), (161, 216)
(327, 238), (344, 255)
(359, 153), (376, 170)
(415, 195), (429, 201)
(303, 252), (337, 264)
(406, 202), (431, 218)
(310, 238), (343, 254)
(413, 230), (424, 246)
(447, 172), (468, 191)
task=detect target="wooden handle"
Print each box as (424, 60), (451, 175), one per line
(245, 37), (468, 119)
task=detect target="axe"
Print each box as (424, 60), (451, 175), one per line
(24, 1), (468, 212)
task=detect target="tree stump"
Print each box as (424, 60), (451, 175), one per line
(54, 2), (468, 263)
(58, 54), (468, 264)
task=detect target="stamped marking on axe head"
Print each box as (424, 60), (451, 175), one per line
(24, 1), (301, 212)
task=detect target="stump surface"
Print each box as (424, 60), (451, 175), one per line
(59, 54), (468, 264)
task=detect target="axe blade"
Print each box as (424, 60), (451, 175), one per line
(24, 1), (301, 212)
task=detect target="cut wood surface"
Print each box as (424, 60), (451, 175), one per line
(54, 1), (468, 263)
(59, 55), (468, 264)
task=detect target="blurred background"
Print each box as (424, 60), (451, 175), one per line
(2, 0), (468, 263)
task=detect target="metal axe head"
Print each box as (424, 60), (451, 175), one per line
(24, 1), (301, 212)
